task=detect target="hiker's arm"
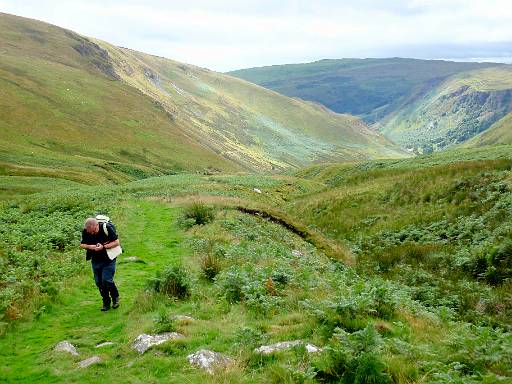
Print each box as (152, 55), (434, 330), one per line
(80, 243), (96, 251)
(103, 239), (120, 249)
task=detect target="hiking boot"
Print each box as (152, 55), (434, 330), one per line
(112, 297), (120, 309)
(101, 303), (110, 311)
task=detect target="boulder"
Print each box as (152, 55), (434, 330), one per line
(187, 349), (233, 374)
(254, 340), (322, 355)
(78, 355), (101, 368)
(54, 340), (78, 356)
(132, 332), (183, 354)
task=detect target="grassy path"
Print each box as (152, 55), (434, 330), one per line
(0, 199), (190, 383)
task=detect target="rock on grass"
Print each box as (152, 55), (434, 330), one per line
(187, 349), (233, 374)
(54, 340), (78, 356)
(132, 332), (183, 354)
(78, 355), (101, 368)
(254, 340), (323, 355)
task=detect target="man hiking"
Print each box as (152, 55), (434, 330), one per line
(80, 217), (120, 311)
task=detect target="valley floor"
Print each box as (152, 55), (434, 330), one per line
(1, 146), (512, 383)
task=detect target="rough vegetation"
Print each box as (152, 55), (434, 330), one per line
(1, 146), (511, 383)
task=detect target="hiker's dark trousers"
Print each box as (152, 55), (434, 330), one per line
(91, 259), (119, 306)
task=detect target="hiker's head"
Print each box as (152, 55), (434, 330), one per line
(84, 218), (99, 234)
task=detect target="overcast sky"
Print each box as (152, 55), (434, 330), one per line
(1, 0), (511, 71)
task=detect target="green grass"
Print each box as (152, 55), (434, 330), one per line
(0, 199), (195, 382)
(1, 146), (512, 383)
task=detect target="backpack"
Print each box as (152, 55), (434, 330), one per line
(95, 214), (122, 260)
(95, 215), (116, 237)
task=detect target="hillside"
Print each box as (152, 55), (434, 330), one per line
(0, 13), (405, 186)
(379, 66), (512, 151)
(465, 111), (512, 147)
(229, 59), (512, 151)
(228, 58), (501, 123)
(1, 145), (511, 382)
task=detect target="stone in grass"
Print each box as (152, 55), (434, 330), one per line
(95, 341), (114, 348)
(54, 340), (78, 356)
(292, 249), (304, 258)
(254, 340), (323, 355)
(121, 256), (146, 264)
(132, 332), (183, 354)
(78, 355), (101, 368)
(173, 315), (195, 323)
(187, 349), (233, 374)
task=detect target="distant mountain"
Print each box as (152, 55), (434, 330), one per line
(379, 66), (512, 151)
(229, 58), (512, 152)
(228, 58), (502, 123)
(0, 13), (405, 184)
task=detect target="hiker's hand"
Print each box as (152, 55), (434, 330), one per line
(94, 243), (104, 251)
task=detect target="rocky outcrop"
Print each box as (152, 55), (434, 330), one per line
(132, 332), (183, 354)
(187, 349), (233, 374)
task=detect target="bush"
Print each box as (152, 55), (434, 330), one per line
(314, 326), (390, 384)
(484, 240), (512, 285)
(152, 308), (176, 333)
(234, 326), (267, 349)
(200, 246), (223, 282)
(178, 201), (215, 228)
(216, 268), (284, 314)
(147, 266), (191, 299)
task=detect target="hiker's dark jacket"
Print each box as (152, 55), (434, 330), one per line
(80, 223), (118, 262)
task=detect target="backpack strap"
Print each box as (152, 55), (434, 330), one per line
(102, 222), (109, 236)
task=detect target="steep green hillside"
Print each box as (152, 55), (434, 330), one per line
(1, 146), (511, 383)
(379, 67), (512, 151)
(228, 58), (501, 123)
(0, 13), (238, 183)
(465, 112), (512, 147)
(0, 13), (405, 186)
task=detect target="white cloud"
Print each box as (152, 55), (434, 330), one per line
(1, 0), (511, 71)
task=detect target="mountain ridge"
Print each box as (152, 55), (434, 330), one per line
(229, 58), (512, 151)
(0, 12), (406, 184)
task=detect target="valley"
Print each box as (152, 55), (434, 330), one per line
(0, 10), (511, 384)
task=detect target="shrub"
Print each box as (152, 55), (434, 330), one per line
(216, 268), (284, 314)
(152, 308), (176, 333)
(217, 270), (247, 303)
(314, 326), (390, 384)
(178, 201), (215, 228)
(234, 326), (267, 349)
(147, 266), (191, 299)
(200, 252), (222, 281)
(484, 239), (512, 285)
